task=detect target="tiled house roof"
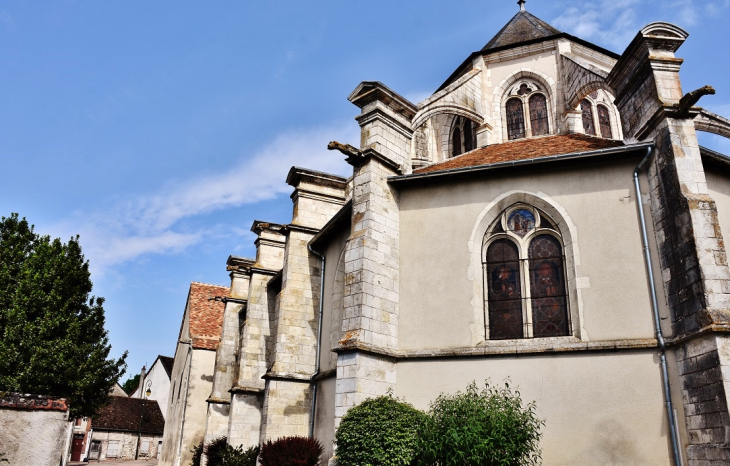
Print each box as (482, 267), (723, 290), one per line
(188, 282), (228, 351)
(159, 355), (175, 377)
(413, 134), (625, 175)
(0, 393), (68, 411)
(92, 395), (165, 434)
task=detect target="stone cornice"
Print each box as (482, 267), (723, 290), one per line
(333, 338), (658, 360)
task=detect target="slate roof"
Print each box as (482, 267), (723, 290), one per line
(159, 355), (175, 377)
(188, 282), (228, 351)
(413, 134), (625, 175)
(92, 395), (165, 434)
(482, 11), (561, 51)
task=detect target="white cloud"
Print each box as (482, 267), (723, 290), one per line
(551, 0), (642, 50)
(51, 121), (358, 275)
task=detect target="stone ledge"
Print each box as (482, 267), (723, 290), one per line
(666, 323), (730, 347)
(206, 397), (231, 405)
(230, 383), (265, 394)
(333, 338), (658, 360)
(262, 371), (312, 382)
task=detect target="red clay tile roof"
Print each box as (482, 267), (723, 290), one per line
(188, 282), (228, 351)
(414, 134), (625, 174)
(92, 395), (164, 434)
(0, 393), (68, 411)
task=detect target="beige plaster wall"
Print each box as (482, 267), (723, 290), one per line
(177, 349), (217, 465)
(395, 351), (671, 465)
(312, 376), (337, 465)
(318, 227), (350, 374)
(398, 156), (655, 350)
(706, 165), (730, 245)
(0, 408), (69, 466)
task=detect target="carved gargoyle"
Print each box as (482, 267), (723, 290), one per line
(675, 85), (715, 117)
(327, 141), (363, 161)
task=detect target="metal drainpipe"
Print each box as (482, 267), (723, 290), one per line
(633, 146), (682, 466)
(308, 243), (326, 438)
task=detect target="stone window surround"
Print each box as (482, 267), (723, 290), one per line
(449, 115), (478, 158)
(467, 191), (586, 345)
(500, 79), (555, 142)
(482, 204), (570, 340)
(494, 70), (557, 144)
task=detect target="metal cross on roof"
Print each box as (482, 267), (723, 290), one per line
(518, 0), (526, 12)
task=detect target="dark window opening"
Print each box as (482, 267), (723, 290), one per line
(452, 125), (462, 157)
(506, 98), (526, 140)
(581, 99), (596, 136)
(529, 94), (549, 136)
(486, 239), (523, 340)
(597, 105), (613, 139)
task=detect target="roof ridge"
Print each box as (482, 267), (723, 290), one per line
(190, 281), (228, 288)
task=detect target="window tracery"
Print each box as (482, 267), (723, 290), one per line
(484, 205), (570, 340)
(503, 79), (551, 140)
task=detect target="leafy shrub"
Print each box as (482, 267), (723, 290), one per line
(190, 441), (203, 466)
(202, 437), (259, 466)
(415, 381), (544, 466)
(334, 393), (428, 466)
(259, 436), (323, 466)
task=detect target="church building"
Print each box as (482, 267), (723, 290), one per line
(161, 3), (730, 465)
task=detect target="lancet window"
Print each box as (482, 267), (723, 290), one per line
(581, 99), (596, 136)
(597, 104), (613, 139)
(504, 80), (551, 140)
(484, 205), (570, 340)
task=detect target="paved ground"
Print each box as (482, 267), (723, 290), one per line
(69, 460), (157, 466)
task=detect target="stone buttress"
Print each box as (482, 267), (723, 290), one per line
(202, 256), (254, 450)
(329, 83), (417, 427)
(608, 22), (730, 464)
(225, 222), (285, 448)
(259, 168), (347, 441)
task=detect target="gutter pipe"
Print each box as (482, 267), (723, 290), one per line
(633, 146), (682, 466)
(308, 243), (326, 438)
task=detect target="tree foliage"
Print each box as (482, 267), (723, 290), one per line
(0, 213), (127, 417)
(122, 373), (140, 395)
(334, 393), (428, 466)
(415, 381), (544, 466)
(259, 436), (322, 466)
(202, 437), (259, 466)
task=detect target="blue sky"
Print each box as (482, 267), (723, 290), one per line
(2, 0), (730, 383)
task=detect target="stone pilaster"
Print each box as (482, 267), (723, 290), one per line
(203, 256), (254, 448)
(259, 169), (347, 441)
(226, 222), (285, 449)
(608, 22), (730, 464)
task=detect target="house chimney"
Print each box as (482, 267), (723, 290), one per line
(139, 365), (146, 398)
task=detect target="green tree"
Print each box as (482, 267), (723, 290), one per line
(0, 213), (127, 417)
(121, 373), (140, 395)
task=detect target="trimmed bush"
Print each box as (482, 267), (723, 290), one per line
(202, 437), (259, 466)
(259, 436), (323, 466)
(416, 381), (544, 466)
(190, 441), (203, 466)
(334, 393), (428, 466)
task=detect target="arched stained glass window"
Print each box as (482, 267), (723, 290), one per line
(529, 94), (549, 136)
(452, 125), (461, 158)
(484, 205), (571, 340)
(597, 105), (613, 139)
(486, 239), (523, 340)
(581, 99), (596, 136)
(506, 98), (525, 140)
(529, 235), (569, 338)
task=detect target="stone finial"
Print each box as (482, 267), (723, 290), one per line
(518, 0), (526, 12)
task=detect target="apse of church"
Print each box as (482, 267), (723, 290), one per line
(158, 2), (730, 465)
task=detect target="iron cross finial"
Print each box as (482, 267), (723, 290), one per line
(518, 0), (526, 12)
